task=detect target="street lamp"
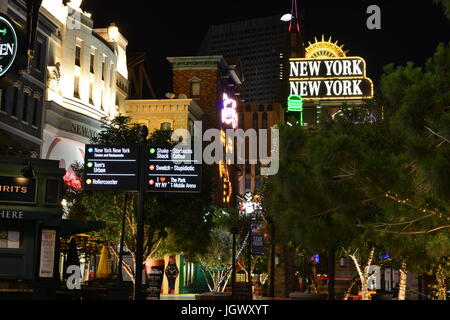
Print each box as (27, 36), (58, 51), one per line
(238, 192), (263, 300)
(108, 23), (119, 42)
(21, 161), (35, 179)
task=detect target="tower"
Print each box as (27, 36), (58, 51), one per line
(287, 0), (305, 59)
(280, 0), (306, 121)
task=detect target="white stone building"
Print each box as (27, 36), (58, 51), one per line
(40, 0), (128, 185)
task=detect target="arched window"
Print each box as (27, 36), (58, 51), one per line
(189, 77), (202, 99)
(160, 122), (172, 131)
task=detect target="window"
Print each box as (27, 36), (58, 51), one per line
(32, 98), (39, 127)
(11, 87), (19, 117)
(245, 162), (251, 191)
(102, 60), (106, 81)
(110, 64), (115, 88)
(89, 82), (94, 105)
(267, 104), (273, 111)
(245, 105), (251, 112)
(75, 46), (81, 67)
(22, 92), (29, 122)
(74, 74), (80, 98)
(252, 112), (259, 130)
(0, 89), (6, 112)
(100, 88), (104, 110)
(0, 231), (22, 249)
(90, 53), (95, 74)
(45, 180), (60, 204)
(35, 41), (42, 71)
(160, 122), (172, 131)
(262, 112), (268, 129)
(190, 82), (200, 98)
(258, 105), (265, 112)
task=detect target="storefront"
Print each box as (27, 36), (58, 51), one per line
(0, 156), (103, 299)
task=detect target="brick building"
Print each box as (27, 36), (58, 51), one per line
(237, 102), (283, 194)
(167, 55), (243, 207)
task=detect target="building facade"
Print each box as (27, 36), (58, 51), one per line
(236, 102), (283, 195)
(167, 55), (242, 207)
(0, 0), (57, 156)
(124, 98), (203, 135)
(199, 15), (287, 104)
(40, 0), (128, 185)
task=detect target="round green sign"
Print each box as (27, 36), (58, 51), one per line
(0, 14), (18, 79)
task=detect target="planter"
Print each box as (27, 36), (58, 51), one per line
(196, 292), (232, 301)
(371, 293), (394, 300)
(289, 292), (329, 300)
(108, 282), (133, 300)
(145, 259), (165, 300)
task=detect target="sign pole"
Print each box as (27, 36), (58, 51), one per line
(117, 192), (128, 283)
(134, 126), (148, 300)
(247, 216), (252, 297)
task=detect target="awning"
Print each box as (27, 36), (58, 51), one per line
(60, 220), (105, 237)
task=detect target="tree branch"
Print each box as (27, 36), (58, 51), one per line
(357, 224), (450, 235)
(425, 126), (450, 144)
(373, 213), (437, 228)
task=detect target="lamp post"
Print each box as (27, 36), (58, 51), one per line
(230, 226), (239, 296)
(134, 125), (148, 300)
(268, 215), (275, 298)
(328, 243), (335, 300)
(240, 192), (262, 300)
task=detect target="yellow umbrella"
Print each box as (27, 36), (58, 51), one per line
(96, 245), (111, 279)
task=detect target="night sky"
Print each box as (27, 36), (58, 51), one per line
(82, 0), (450, 98)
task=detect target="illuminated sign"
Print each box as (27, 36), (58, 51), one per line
(287, 95), (304, 126)
(221, 93), (238, 129)
(251, 220), (264, 256)
(83, 145), (139, 191)
(0, 14), (19, 80)
(146, 145), (201, 193)
(83, 144), (202, 193)
(287, 95), (303, 112)
(289, 57), (374, 101)
(0, 176), (36, 203)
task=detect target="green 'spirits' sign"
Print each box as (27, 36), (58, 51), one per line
(0, 14), (18, 78)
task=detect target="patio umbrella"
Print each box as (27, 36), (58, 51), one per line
(96, 245), (111, 279)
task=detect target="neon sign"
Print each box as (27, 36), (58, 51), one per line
(221, 93), (238, 129)
(289, 57), (374, 101)
(287, 95), (304, 126)
(0, 14), (19, 80)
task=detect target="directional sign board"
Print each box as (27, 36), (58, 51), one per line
(83, 145), (139, 191)
(146, 145), (201, 193)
